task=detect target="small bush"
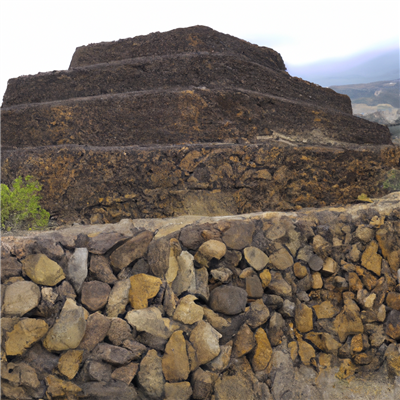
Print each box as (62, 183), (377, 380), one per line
(383, 169), (400, 192)
(1, 176), (50, 231)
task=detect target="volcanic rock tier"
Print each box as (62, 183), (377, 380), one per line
(1, 25), (397, 224)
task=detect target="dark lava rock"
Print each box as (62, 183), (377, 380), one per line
(209, 285), (248, 315)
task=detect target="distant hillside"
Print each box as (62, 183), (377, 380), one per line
(330, 79), (400, 145)
(331, 79), (400, 108)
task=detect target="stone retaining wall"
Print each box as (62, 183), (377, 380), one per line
(1, 193), (400, 399)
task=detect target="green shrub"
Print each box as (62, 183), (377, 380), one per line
(383, 169), (400, 192)
(1, 176), (50, 231)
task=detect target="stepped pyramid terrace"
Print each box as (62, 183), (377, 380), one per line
(1, 25), (399, 225)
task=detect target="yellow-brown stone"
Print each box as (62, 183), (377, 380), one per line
(293, 262), (308, 279)
(386, 292), (400, 311)
(334, 300), (364, 342)
(194, 239), (226, 267)
(319, 353), (332, 368)
(385, 344), (400, 376)
(311, 272), (323, 289)
(335, 359), (356, 380)
(348, 272), (363, 292)
(58, 350), (84, 380)
(297, 336), (315, 366)
(45, 375), (82, 398)
(288, 340), (298, 361)
(22, 254), (65, 286)
(304, 332), (341, 354)
(322, 257), (338, 276)
(313, 300), (340, 320)
(162, 330), (190, 382)
(250, 328), (272, 371)
(259, 269), (272, 288)
(166, 238), (182, 284)
(350, 334), (363, 354)
(173, 295), (204, 325)
(361, 240), (382, 276)
(295, 302), (313, 333)
(5, 318), (49, 356)
(233, 323), (256, 358)
(129, 273), (162, 309)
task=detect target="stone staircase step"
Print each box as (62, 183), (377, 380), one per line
(3, 52), (350, 114)
(2, 88), (391, 149)
(2, 142), (398, 225)
(69, 25), (285, 71)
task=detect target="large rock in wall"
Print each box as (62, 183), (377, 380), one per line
(1, 25), (397, 224)
(1, 193), (400, 399)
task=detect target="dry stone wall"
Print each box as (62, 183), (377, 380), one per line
(1, 193), (400, 399)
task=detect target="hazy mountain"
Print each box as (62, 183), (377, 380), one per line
(330, 79), (400, 145)
(286, 47), (399, 88)
(331, 79), (400, 109)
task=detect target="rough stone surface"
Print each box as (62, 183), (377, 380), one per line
(334, 300), (364, 342)
(78, 311), (111, 352)
(81, 280), (111, 311)
(87, 360), (112, 382)
(87, 231), (129, 254)
(295, 302), (314, 333)
(129, 273), (162, 309)
(173, 295), (204, 325)
(243, 246), (269, 271)
(110, 231), (153, 271)
(1, 256), (22, 282)
(5, 318), (49, 356)
(386, 310), (400, 340)
(245, 274), (264, 298)
(125, 307), (172, 339)
(194, 239), (226, 267)
(107, 318), (134, 346)
(2, 280), (41, 317)
(138, 349), (165, 399)
(191, 368), (218, 399)
(43, 298), (86, 351)
(21, 254), (65, 286)
(246, 298), (270, 329)
(89, 254), (118, 284)
(106, 278), (131, 317)
(387, 291), (400, 311)
(222, 221), (255, 250)
(110, 362), (139, 385)
(206, 342), (232, 373)
(251, 328), (273, 371)
(269, 246), (294, 270)
(189, 320), (222, 365)
(171, 251), (196, 296)
(209, 285), (247, 315)
(57, 349), (83, 379)
(45, 374), (82, 398)
(67, 247), (88, 293)
(165, 381), (193, 400)
(268, 270), (292, 297)
(92, 342), (135, 366)
(213, 371), (254, 400)
(361, 240), (382, 276)
(232, 323), (256, 358)
(162, 330), (190, 382)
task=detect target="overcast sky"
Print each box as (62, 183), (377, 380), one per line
(0, 0), (399, 100)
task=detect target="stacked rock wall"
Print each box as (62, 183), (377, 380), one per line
(1, 193), (400, 399)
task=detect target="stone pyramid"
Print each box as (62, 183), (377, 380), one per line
(1, 26), (398, 225)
